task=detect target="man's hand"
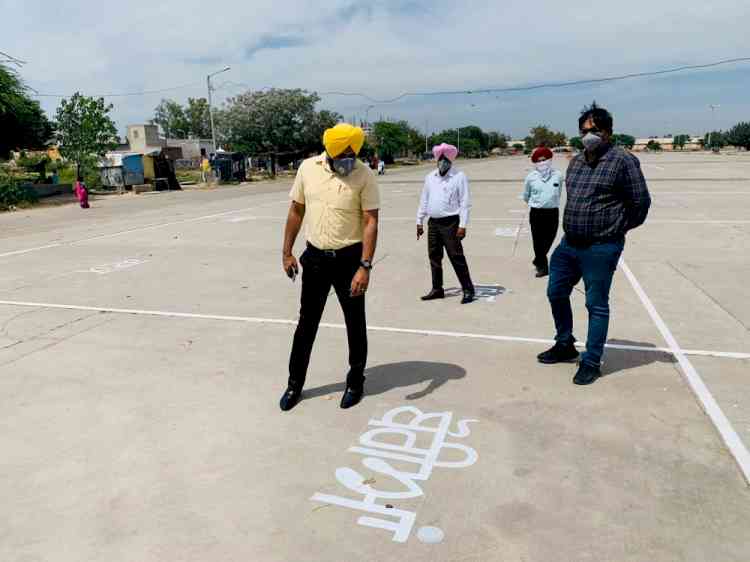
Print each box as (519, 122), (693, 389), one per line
(417, 225), (424, 240)
(457, 227), (467, 240)
(283, 254), (299, 279)
(350, 267), (370, 297)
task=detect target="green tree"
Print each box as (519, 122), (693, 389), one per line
(219, 88), (341, 173)
(612, 134), (636, 149)
(372, 121), (410, 163)
(152, 99), (189, 139)
(524, 125), (567, 151)
(646, 140), (662, 152)
(0, 64), (53, 158)
(726, 122), (750, 151)
(704, 131), (727, 150)
(672, 134), (690, 150)
(185, 97), (211, 138)
(569, 136), (584, 150)
(54, 92), (118, 178)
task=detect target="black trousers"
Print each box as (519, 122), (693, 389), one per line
(288, 243), (367, 391)
(428, 215), (474, 291)
(529, 207), (559, 270)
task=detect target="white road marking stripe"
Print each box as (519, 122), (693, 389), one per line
(0, 199), (287, 259)
(0, 299), (747, 361)
(620, 259), (750, 486)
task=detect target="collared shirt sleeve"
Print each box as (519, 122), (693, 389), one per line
(289, 162), (306, 205)
(417, 176), (430, 225)
(360, 167), (380, 211)
(458, 172), (471, 228)
(523, 173), (532, 203)
(618, 154), (651, 230)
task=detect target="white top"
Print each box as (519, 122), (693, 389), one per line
(523, 169), (563, 209)
(416, 168), (472, 228)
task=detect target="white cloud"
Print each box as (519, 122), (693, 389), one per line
(6, 0), (750, 136)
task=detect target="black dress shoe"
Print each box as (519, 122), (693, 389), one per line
(340, 387), (364, 409)
(535, 267), (549, 278)
(279, 387), (302, 411)
(421, 289), (445, 301)
(573, 363), (602, 385)
(461, 290), (475, 304)
(537, 342), (579, 364)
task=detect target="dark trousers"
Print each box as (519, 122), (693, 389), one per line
(428, 215), (474, 291)
(288, 243), (367, 391)
(547, 237), (625, 367)
(529, 207), (559, 270)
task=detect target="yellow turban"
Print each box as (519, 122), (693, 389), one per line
(323, 123), (365, 158)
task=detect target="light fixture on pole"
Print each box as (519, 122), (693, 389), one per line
(207, 66), (231, 153)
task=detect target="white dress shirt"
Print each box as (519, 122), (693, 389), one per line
(416, 168), (472, 228)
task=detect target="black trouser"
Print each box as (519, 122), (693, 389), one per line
(288, 243), (367, 391)
(529, 207), (559, 270)
(428, 215), (474, 291)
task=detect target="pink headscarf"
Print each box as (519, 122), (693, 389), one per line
(432, 143), (458, 162)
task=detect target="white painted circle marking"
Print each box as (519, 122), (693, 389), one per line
(417, 526), (445, 544)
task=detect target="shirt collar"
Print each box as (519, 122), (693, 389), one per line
(584, 142), (612, 166)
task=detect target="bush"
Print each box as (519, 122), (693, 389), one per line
(0, 178), (38, 210)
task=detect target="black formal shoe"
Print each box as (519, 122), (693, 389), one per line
(340, 387), (364, 409)
(573, 363), (602, 386)
(421, 289), (445, 301)
(461, 290), (475, 304)
(279, 387), (302, 411)
(535, 267), (549, 278)
(537, 342), (579, 364)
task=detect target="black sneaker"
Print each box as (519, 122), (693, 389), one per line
(573, 363), (602, 385)
(537, 342), (579, 364)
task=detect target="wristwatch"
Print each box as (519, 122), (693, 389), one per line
(360, 259), (373, 271)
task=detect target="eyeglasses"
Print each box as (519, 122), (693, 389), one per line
(580, 127), (602, 135)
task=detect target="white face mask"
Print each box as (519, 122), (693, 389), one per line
(535, 160), (551, 174)
(582, 132), (603, 152)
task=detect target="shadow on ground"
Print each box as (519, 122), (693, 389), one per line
(602, 338), (676, 377)
(303, 361), (467, 402)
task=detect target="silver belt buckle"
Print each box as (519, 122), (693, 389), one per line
(324, 249), (337, 258)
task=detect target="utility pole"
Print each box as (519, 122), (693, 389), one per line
(457, 127), (461, 153)
(207, 66), (231, 153)
(424, 118), (429, 154)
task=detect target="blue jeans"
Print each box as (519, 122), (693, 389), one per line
(546, 237), (624, 367)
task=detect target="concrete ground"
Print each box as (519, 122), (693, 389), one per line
(1, 152), (749, 562)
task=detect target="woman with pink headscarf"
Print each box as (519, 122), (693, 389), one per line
(74, 177), (90, 209)
(416, 143), (475, 304)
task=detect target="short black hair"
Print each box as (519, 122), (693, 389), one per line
(579, 101), (613, 133)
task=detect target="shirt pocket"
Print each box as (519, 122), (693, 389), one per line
(332, 182), (360, 211)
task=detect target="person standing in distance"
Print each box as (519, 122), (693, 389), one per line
(280, 124), (380, 411)
(538, 103), (651, 385)
(523, 147), (563, 278)
(417, 143), (475, 304)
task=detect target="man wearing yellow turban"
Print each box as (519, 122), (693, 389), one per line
(280, 123), (381, 411)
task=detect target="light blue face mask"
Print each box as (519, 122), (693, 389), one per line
(332, 157), (356, 177)
(438, 158), (452, 176)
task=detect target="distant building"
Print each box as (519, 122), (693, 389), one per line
(631, 136), (703, 152)
(126, 124), (165, 153)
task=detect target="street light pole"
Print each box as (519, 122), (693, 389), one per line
(207, 66), (231, 153)
(457, 127), (461, 154)
(424, 118), (429, 154)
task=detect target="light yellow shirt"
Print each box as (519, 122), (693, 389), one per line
(290, 153), (380, 250)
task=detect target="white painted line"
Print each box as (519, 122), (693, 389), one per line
(0, 199), (287, 259)
(0, 299), (747, 360)
(648, 220), (750, 225)
(0, 243), (63, 259)
(620, 259), (750, 486)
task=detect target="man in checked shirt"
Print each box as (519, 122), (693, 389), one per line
(537, 103), (652, 385)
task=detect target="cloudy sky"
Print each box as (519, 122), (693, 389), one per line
(5, 0), (750, 138)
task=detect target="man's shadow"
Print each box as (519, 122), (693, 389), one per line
(303, 361), (467, 402)
(602, 339), (676, 377)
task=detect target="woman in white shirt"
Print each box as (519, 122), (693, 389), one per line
(523, 147), (563, 277)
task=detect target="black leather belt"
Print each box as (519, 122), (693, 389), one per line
(306, 242), (362, 258)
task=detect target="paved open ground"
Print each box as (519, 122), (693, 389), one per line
(1, 152), (749, 561)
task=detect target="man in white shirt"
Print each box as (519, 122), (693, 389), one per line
(416, 143), (475, 304)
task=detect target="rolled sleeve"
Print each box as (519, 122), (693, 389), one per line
(360, 168), (380, 211)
